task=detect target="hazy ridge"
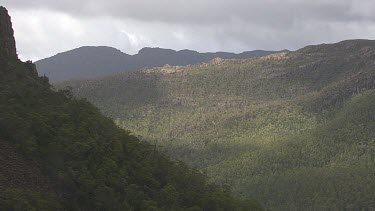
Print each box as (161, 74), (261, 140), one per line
(36, 46), (287, 82)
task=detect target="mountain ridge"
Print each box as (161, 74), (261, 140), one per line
(35, 45), (288, 82)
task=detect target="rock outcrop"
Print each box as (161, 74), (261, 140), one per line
(0, 6), (17, 58)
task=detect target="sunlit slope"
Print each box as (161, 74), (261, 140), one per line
(60, 39), (375, 210)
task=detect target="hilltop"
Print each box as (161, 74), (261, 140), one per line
(35, 45), (287, 82)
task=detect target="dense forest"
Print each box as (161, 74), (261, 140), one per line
(0, 7), (262, 210)
(60, 39), (375, 210)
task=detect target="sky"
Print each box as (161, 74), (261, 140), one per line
(3, 0), (375, 61)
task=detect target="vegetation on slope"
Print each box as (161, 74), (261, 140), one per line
(0, 12), (262, 211)
(60, 39), (375, 210)
(0, 49), (263, 211)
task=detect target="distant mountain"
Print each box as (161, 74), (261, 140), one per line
(35, 46), (287, 81)
(59, 39), (375, 210)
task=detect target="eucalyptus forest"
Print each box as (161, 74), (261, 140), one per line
(1, 3), (375, 211)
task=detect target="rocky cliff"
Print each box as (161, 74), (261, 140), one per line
(0, 6), (17, 58)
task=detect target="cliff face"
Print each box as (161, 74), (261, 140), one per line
(0, 6), (17, 58)
(0, 7), (38, 77)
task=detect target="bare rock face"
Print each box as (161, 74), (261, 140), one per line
(210, 57), (223, 65)
(0, 6), (17, 58)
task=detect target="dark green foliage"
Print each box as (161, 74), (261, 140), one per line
(59, 39), (375, 210)
(0, 54), (262, 210)
(0, 189), (61, 211)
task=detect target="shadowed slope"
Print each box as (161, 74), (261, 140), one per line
(0, 6), (263, 210)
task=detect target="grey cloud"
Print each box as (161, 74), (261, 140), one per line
(3, 0), (375, 25)
(2, 0), (375, 60)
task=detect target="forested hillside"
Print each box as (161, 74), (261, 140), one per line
(35, 45), (287, 82)
(60, 39), (375, 210)
(0, 6), (262, 210)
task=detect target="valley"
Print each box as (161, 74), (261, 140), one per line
(60, 40), (375, 210)
(1, 1), (375, 209)
(0, 6), (263, 210)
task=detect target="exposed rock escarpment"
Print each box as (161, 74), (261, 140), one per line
(0, 6), (17, 58)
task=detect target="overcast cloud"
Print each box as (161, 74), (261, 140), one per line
(2, 0), (375, 61)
